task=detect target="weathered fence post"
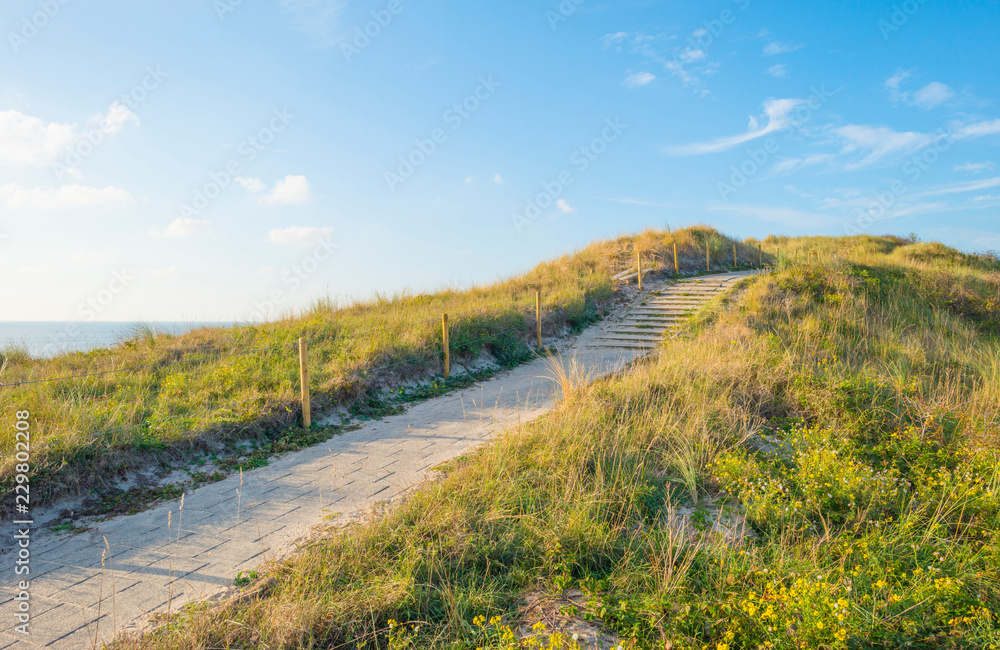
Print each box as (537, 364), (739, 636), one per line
(733, 242), (737, 268)
(759, 245), (763, 267)
(298, 337), (311, 428)
(673, 243), (679, 275)
(636, 250), (642, 291)
(535, 288), (542, 348)
(442, 313), (450, 379)
(706, 242), (710, 271)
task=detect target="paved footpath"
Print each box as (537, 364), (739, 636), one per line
(0, 271), (758, 649)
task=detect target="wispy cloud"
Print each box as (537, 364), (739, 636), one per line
(955, 119), (1000, 139)
(834, 124), (938, 170)
(763, 41), (802, 56)
(666, 98), (804, 155)
(766, 64), (788, 78)
(954, 161), (994, 173)
(919, 175), (1000, 197)
(603, 30), (718, 96)
(624, 71), (656, 88)
(885, 70), (955, 109)
(768, 153), (834, 176)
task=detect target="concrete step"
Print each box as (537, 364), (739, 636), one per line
(596, 335), (664, 344)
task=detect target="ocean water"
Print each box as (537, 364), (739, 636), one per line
(0, 321), (236, 359)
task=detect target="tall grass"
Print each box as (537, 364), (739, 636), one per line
(112, 234), (1000, 649)
(1, 226), (761, 509)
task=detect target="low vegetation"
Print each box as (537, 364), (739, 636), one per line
(109, 234), (1000, 649)
(1, 226), (758, 511)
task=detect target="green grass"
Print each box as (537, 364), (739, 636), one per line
(1, 225), (763, 513)
(110, 234), (1000, 649)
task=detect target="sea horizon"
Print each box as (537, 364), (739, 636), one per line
(0, 321), (238, 359)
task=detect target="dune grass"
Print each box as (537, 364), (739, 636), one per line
(110, 234), (1000, 649)
(0, 226), (760, 509)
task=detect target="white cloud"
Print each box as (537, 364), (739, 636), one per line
(150, 267), (177, 277)
(601, 31), (629, 49)
(763, 41), (801, 56)
(0, 104), (139, 168)
(766, 64), (788, 78)
(885, 69), (912, 93)
(492, 173), (504, 184)
(911, 82), (954, 109)
(0, 183), (132, 210)
(954, 161), (995, 173)
(266, 226), (334, 245)
(679, 48), (705, 62)
(465, 176), (475, 185)
(920, 176), (1000, 197)
(768, 153), (833, 176)
(624, 72), (656, 88)
(101, 102), (139, 135)
(0, 110), (76, 166)
(666, 98), (804, 155)
(885, 71), (954, 109)
(834, 124), (936, 169)
(955, 119), (1000, 139)
(556, 199), (575, 214)
(259, 175), (312, 205)
(157, 217), (211, 238)
(236, 176), (266, 193)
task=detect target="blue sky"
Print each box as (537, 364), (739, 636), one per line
(1, 0), (999, 321)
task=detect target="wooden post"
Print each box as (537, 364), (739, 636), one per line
(706, 242), (710, 271)
(535, 288), (542, 348)
(298, 337), (311, 429)
(759, 245), (763, 267)
(673, 243), (679, 275)
(636, 250), (642, 291)
(441, 313), (450, 379)
(733, 243), (737, 268)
